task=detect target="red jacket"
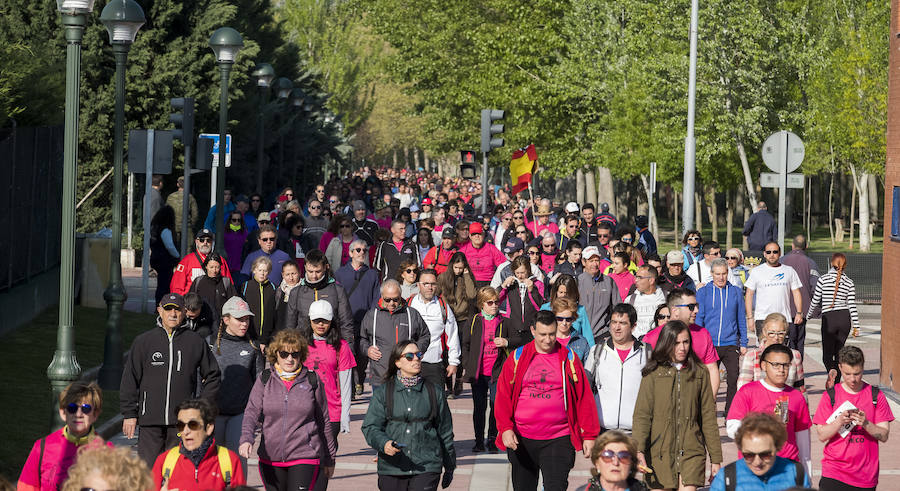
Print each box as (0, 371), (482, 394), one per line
(151, 442), (245, 491)
(422, 245), (457, 275)
(170, 251), (233, 295)
(494, 341), (600, 451)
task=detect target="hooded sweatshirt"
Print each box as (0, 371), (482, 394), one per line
(285, 276), (355, 343)
(359, 300), (431, 383)
(695, 282), (748, 347)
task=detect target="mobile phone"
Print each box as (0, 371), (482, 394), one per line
(391, 442), (407, 449)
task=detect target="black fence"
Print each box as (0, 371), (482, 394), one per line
(0, 125), (64, 292)
(744, 251), (882, 304)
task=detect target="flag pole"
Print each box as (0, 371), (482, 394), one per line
(528, 181), (538, 237)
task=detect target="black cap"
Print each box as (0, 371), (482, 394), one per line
(196, 228), (213, 239)
(159, 293), (185, 309)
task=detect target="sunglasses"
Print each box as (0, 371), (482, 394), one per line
(230, 218), (242, 223)
(330, 199), (338, 203)
(555, 316), (573, 323)
(162, 305), (181, 311)
(383, 297), (401, 303)
(707, 251), (721, 256)
(502, 217), (511, 221)
(542, 243), (554, 248)
(656, 314), (671, 321)
(675, 303), (699, 312)
(516, 230), (528, 234)
(277, 350), (301, 359)
(513, 216), (524, 220)
(175, 419), (204, 432)
(688, 236), (701, 241)
(764, 249), (780, 255)
(742, 450), (775, 462)
(484, 300), (498, 306)
(197, 238), (212, 243)
(599, 449), (633, 464)
(527, 251), (540, 256)
(284, 193), (294, 197)
(725, 256), (740, 260)
(251, 198), (261, 202)
(340, 224), (352, 228)
(352, 247), (367, 253)
(259, 220), (271, 224)
(621, 237), (633, 243)
(401, 352), (424, 361)
(598, 234), (610, 238)
(405, 268), (418, 274)
(260, 237), (276, 242)
(66, 403), (93, 415)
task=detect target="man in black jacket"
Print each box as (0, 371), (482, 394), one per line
(373, 219), (420, 281)
(285, 249), (355, 343)
(120, 293), (221, 466)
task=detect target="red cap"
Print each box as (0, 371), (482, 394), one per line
(421, 198), (432, 206)
(469, 222), (484, 234)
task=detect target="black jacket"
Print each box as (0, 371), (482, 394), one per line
(120, 319), (221, 426)
(351, 217), (380, 246)
(461, 314), (529, 384)
(242, 278), (278, 344)
(285, 277), (355, 343)
(189, 275), (236, 324)
(373, 238), (420, 282)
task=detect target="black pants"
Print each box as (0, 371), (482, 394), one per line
(260, 462), (319, 491)
(822, 310), (852, 383)
(716, 345), (741, 415)
(818, 476), (876, 491)
(789, 319), (806, 358)
(353, 335), (369, 388)
(507, 435), (575, 491)
(136, 424), (179, 467)
(420, 362), (445, 388)
(377, 472), (440, 491)
(313, 422), (341, 491)
(153, 261), (175, 304)
(471, 375), (497, 444)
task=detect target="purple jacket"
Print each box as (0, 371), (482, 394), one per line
(240, 367), (337, 464)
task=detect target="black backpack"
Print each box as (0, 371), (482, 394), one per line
(261, 368), (318, 390)
(384, 377), (438, 425)
(723, 459), (805, 491)
(826, 385), (880, 408)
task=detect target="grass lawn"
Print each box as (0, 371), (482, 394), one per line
(0, 305), (155, 480)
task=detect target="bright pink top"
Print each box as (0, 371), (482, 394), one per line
(319, 232), (335, 252)
(460, 242), (507, 281)
(642, 323), (719, 364)
(340, 240), (352, 266)
(557, 336), (570, 349)
(526, 221), (559, 238)
(608, 271), (635, 302)
(305, 339), (356, 422)
(617, 348), (630, 363)
(18, 429), (112, 491)
(727, 381), (811, 461)
(480, 317), (502, 378)
(813, 383), (895, 488)
(514, 349), (568, 440)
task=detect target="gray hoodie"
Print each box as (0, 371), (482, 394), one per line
(206, 332), (264, 415)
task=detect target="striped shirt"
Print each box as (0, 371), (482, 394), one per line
(807, 269), (859, 329)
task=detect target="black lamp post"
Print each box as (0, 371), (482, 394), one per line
(252, 62), (274, 194)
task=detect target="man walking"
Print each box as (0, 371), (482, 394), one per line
(285, 249), (355, 343)
(494, 310), (600, 491)
(240, 225), (291, 286)
(577, 246), (620, 343)
(373, 220), (419, 282)
(120, 293), (220, 466)
(779, 234), (819, 356)
(742, 201), (777, 251)
(686, 240), (721, 288)
(459, 222), (506, 288)
(350, 200), (379, 246)
(744, 242), (804, 343)
(408, 269), (460, 388)
(169, 229), (233, 295)
(624, 265), (666, 337)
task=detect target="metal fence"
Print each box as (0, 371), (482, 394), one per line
(744, 251), (882, 304)
(0, 125), (64, 292)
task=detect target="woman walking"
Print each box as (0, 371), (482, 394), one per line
(224, 211), (248, 273)
(324, 214), (356, 268)
(807, 252), (860, 384)
(190, 252), (237, 326)
(149, 205), (180, 304)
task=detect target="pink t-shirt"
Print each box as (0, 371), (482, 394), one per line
(608, 271), (635, 302)
(617, 348), (630, 363)
(727, 381), (811, 461)
(642, 323), (719, 364)
(305, 339), (356, 422)
(480, 317), (501, 378)
(340, 240), (352, 266)
(557, 336), (570, 349)
(514, 349), (568, 440)
(813, 383), (895, 488)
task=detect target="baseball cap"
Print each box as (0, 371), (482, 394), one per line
(469, 222), (484, 235)
(222, 296), (254, 318)
(196, 229), (214, 240)
(503, 237), (525, 255)
(309, 300), (334, 321)
(352, 200), (367, 212)
(635, 215), (648, 228)
(421, 198), (433, 206)
(666, 250), (685, 264)
(409, 204), (421, 213)
(441, 228), (457, 240)
(582, 246), (601, 260)
(257, 212), (271, 222)
(159, 293), (185, 309)
(565, 202), (580, 213)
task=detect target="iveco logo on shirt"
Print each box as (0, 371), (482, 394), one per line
(151, 351), (164, 366)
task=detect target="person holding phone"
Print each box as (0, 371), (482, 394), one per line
(362, 340), (456, 490)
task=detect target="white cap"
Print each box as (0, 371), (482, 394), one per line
(582, 246), (601, 260)
(222, 296), (254, 318)
(309, 300), (333, 321)
(565, 202), (580, 213)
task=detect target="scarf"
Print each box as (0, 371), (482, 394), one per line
(481, 310), (496, 320)
(180, 436), (214, 469)
(398, 375), (421, 388)
(280, 280), (300, 303)
(305, 276), (329, 291)
(228, 223), (241, 232)
(276, 367), (302, 381)
(63, 426), (96, 446)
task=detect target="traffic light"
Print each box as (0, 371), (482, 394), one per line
(169, 97), (194, 142)
(480, 109), (504, 154)
(460, 150), (477, 179)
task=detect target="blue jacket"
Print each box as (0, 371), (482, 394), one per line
(696, 282), (747, 347)
(540, 302), (595, 349)
(203, 201), (236, 233)
(710, 457), (810, 491)
(334, 263), (381, 325)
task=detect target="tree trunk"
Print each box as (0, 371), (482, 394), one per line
(585, 169), (597, 209)
(695, 191), (703, 235)
(737, 141), (759, 212)
(412, 147), (420, 170)
(848, 169), (857, 249)
(596, 167), (615, 214)
(392, 148), (398, 168)
(576, 168), (585, 204)
(867, 173), (878, 222)
(851, 166), (871, 251)
(706, 187), (717, 243)
(725, 189), (734, 250)
(828, 171), (835, 246)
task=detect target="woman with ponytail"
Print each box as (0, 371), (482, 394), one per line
(208, 297), (262, 472)
(807, 253), (859, 384)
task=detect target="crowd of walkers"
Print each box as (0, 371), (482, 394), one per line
(18, 167), (891, 491)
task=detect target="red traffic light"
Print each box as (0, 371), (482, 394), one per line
(460, 150), (476, 164)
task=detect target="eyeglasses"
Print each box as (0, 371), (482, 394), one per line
(599, 449), (633, 464)
(527, 251), (540, 256)
(401, 352), (424, 361)
(725, 256), (740, 261)
(764, 249), (780, 255)
(555, 316), (573, 323)
(260, 237), (276, 242)
(656, 314), (671, 321)
(66, 403), (93, 415)
(352, 247), (367, 253)
(197, 238), (212, 243)
(278, 350), (301, 359)
(230, 218), (242, 223)
(742, 450), (775, 462)
(688, 236), (701, 241)
(310, 205), (322, 210)
(405, 268), (418, 274)
(766, 331), (787, 338)
(484, 300), (498, 306)
(383, 297), (401, 303)
(175, 419), (204, 432)
(764, 361), (791, 371)
(162, 305), (181, 311)
(675, 303), (699, 312)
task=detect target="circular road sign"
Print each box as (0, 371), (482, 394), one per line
(761, 130), (804, 173)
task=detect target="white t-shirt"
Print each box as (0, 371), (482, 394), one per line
(625, 288), (667, 337)
(686, 260), (712, 286)
(745, 263), (803, 320)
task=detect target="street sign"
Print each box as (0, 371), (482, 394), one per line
(199, 133), (232, 167)
(760, 172), (804, 189)
(762, 130), (804, 173)
(128, 129), (173, 174)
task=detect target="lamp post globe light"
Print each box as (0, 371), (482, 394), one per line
(272, 77), (293, 181)
(48, 0), (97, 428)
(252, 63), (274, 194)
(97, 0), (145, 391)
(209, 27), (243, 254)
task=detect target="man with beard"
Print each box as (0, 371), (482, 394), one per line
(658, 250), (696, 296)
(169, 229), (233, 295)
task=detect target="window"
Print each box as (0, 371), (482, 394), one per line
(892, 187), (900, 242)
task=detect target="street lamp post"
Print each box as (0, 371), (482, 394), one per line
(209, 27), (243, 255)
(681, 0), (699, 233)
(48, 0), (96, 427)
(272, 77), (293, 184)
(97, 0), (145, 391)
(252, 63), (274, 195)
(290, 88), (305, 187)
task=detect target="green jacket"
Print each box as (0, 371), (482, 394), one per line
(362, 378), (456, 476)
(632, 363), (722, 489)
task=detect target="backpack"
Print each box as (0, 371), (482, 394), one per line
(161, 445), (233, 487)
(260, 368), (319, 390)
(511, 344), (578, 384)
(384, 377), (438, 425)
(826, 385), (880, 408)
(723, 459), (804, 491)
(408, 294), (449, 351)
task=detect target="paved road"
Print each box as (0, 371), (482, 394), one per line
(118, 269), (897, 490)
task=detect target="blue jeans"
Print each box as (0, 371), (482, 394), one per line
(215, 413), (246, 472)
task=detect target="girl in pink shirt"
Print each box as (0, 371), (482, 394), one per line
(608, 252), (635, 302)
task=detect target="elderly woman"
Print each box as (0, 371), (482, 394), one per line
(152, 398), (246, 490)
(239, 329), (337, 491)
(362, 340), (456, 491)
(60, 447), (152, 491)
(587, 430), (648, 491)
(19, 382), (113, 491)
(737, 313), (805, 393)
(397, 259), (420, 299)
(724, 248), (749, 288)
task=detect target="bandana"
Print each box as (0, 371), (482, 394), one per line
(229, 223), (241, 232)
(63, 426), (96, 446)
(276, 367), (302, 381)
(398, 375), (421, 388)
(481, 311), (496, 320)
(280, 279), (300, 303)
(180, 435), (214, 468)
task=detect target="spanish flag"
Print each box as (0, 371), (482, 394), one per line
(510, 144), (538, 195)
